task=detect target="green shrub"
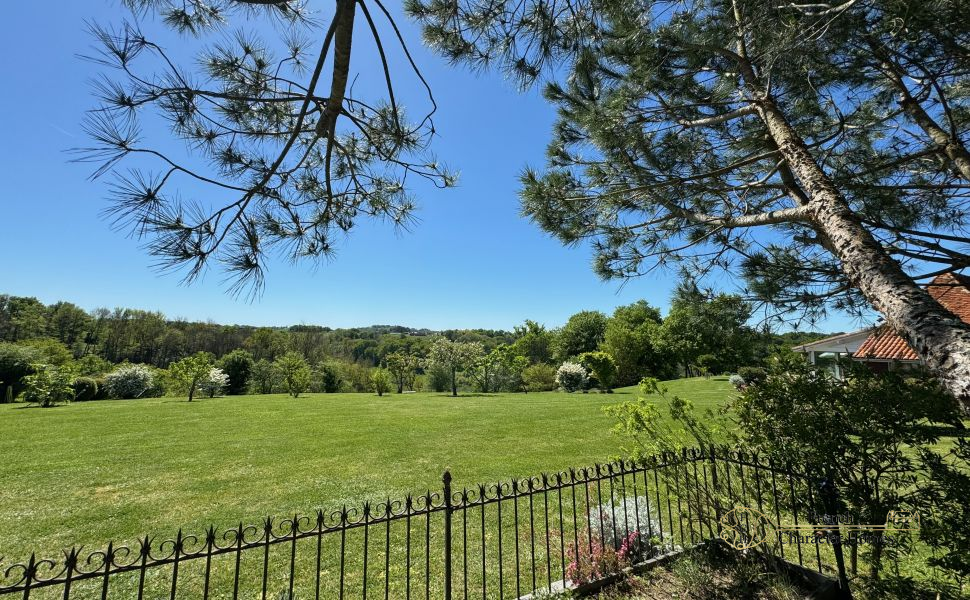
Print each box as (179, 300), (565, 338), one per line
(579, 351), (617, 392)
(521, 363), (556, 392)
(23, 363), (75, 407)
(92, 378), (109, 400)
(555, 361), (588, 392)
(313, 362), (342, 393)
(217, 349), (254, 395)
(737, 366), (766, 386)
(72, 377), (99, 401)
(0, 342), (42, 398)
(371, 369), (391, 396)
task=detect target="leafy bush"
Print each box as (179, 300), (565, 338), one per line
(341, 361), (372, 393)
(23, 363), (76, 407)
(75, 354), (113, 377)
(104, 364), (155, 399)
(371, 368), (391, 396)
(217, 349), (254, 395)
(556, 361), (588, 392)
(0, 342), (42, 398)
(521, 363), (557, 392)
(72, 376), (99, 401)
(579, 351), (618, 392)
(425, 362), (452, 393)
(199, 367), (229, 398)
(737, 366), (766, 386)
(728, 374), (745, 390)
(313, 361), (342, 393)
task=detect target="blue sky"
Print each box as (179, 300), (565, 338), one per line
(0, 2), (860, 332)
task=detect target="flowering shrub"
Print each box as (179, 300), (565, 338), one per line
(588, 496), (675, 561)
(565, 533), (634, 585)
(728, 374), (746, 390)
(199, 367), (229, 398)
(104, 364), (155, 399)
(556, 361), (588, 392)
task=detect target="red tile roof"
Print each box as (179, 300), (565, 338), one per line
(854, 273), (970, 362)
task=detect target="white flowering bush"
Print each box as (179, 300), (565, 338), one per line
(588, 496), (675, 560)
(556, 361), (588, 392)
(728, 374), (746, 390)
(199, 367), (229, 398)
(104, 364), (155, 399)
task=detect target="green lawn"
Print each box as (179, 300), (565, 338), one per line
(0, 377), (733, 563)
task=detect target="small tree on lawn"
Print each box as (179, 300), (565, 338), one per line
(199, 367), (229, 398)
(371, 368), (391, 397)
(251, 359), (280, 394)
(579, 351), (618, 393)
(386, 351), (420, 393)
(429, 338), (483, 397)
(22, 363), (76, 407)
(169, 352), (214, 402)
(276, 352), (312, 398)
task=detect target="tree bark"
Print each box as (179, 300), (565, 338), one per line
(756, 97), (970, 404)
(451, 367), (458, 397)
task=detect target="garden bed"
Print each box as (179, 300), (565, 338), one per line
(523, 542), (843, 600)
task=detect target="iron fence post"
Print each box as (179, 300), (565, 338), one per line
(709, 446), (722, 535)
(443, 470), (453, 600)
(820, 478), (853, 600)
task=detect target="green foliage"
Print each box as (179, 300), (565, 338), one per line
(0, 296), (48, 341)
(553, 311), (607, 362)
(736, 367), (767, 386)
(169, 352), (215, 401)
(606, 378), (723, 460)
(23, 363), (76, 407)
(657, 286), (755, 375)
(217, 350), (254, 395)
(579, 351), (617, 392)
(71, 377), (99, 402)
(385, 352), (420, 393)
(3, 386), (12, 404)
(428, 338), (484, 396)
(735, 358), (962, 581)
(602, 301), (672, 385)
(511, 320), (553, 364)
(521, 363), (557, 393)
(18, 338), (74, 366)
(425, 362), (452, 393)
(920, 439), (970, 587)
(75, 354), (113, 377)
(0, 342), (42, 398)
(340, 362), (372, 393)
(313, 362), (342, 394)
(250, 359), (280, 394)
(276, 352), (312, 398)
(371, 369), (391, 396)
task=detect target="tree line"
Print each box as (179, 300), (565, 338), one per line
(0, 284), (829, 402)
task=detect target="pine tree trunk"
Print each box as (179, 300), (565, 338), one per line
(758, 99), (970, 404)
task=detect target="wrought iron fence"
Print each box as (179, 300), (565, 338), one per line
(0, 447), (852, 599)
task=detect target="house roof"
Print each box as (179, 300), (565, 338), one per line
(853, 272), (970, 362)
(791, 328), (874, 354)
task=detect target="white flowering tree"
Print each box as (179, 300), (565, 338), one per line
(428, 338), (483, 397)
(199, 367), (230, 398)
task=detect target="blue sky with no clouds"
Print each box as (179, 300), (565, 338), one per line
(0, 2), (864, 332)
